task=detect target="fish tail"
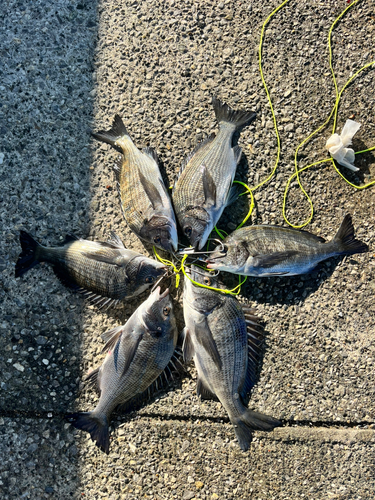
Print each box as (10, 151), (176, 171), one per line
(65, 412), (110, 454)
(15, 231), (42, 278)
(232, 409), (281, 451)
(212, 96), (256, 129)
(332, 214), (368, 255)
(92, 115), (129, 147)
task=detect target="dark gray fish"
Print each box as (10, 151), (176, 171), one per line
(172, 96), (256, 250)
(92, 115), (178, 252)
(15, 231), (167, 308)
(182, 266), (280, 451)
(206, 214), (368, 277)
(65, 287), (178, 454)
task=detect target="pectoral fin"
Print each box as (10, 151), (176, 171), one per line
(182, 327), (195, 363)
(119, 330), (144, 376)
(253, 250), (299, 269)
(195, 319), (222, 370)
(81, 250), (124, 268)
(201, 164), (217, 208)
(138, 169), (164, 210)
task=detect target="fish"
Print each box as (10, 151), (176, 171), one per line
(172, 96), (256, 250)
(15, 231), (167, 308)
(182, 265), (280, 451)
(206, 214), (368, 277)
(92, 115), (178, 252)
(65, 286), (178, 454)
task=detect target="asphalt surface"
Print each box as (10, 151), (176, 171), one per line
(0, 0), (374, 499)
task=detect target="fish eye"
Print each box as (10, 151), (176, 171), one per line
(203, 277), (211, 286)
(184, 226), (192, 237)
(153, 236), (161, 244)
(145, 276), (154, 284)
(163, 306), (170, 316)
(222, 245), (228, 254)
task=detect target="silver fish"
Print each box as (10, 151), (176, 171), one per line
(15, 231), (167, 308)
(182, 266), (280, 451)
(93, 115), (178, 252)
(206, 215), (368, 277)
(172, 96), (256, 250)
(66, 286), (178, 454)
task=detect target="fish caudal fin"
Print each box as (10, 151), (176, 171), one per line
(15, 231), (42, 278)
(333, 214), (368, 255)
(65, 412), (110, 454)
(212, 96), (256, 129)
(232, 409), (281, 451)
(92, 115), (129, 147)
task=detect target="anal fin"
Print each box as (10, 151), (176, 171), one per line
(197, 377), (218, 401)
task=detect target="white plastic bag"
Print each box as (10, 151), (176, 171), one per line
(326, 119), (361, 172)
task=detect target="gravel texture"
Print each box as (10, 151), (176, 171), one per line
(1, 0), (374, 498)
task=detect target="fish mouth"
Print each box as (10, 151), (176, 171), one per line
(151, 285), (170, 300)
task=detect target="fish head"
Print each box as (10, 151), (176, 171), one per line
(183, 265), (223, 311)
(140, 216), (178, 253)
(142, 286), (176, 338)
(182, 207), (213, 250)
(206, 240), (246, 273)
(135, 259), (168, 288)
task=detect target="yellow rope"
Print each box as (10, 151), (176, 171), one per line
(257, 0), (374, 228)
(180, 254), (247, 296)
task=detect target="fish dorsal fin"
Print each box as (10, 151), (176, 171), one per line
(197, 377), (218, 401)
(240, 306), (265, 399)
(107, 232), (125, 249)
(143, 146), (159, 165)
(101, 325), (124, 353)
(138, 169), (164, 210)
(195, 319), (222, 370)
(233, 145), (242, 165)
(201, 164), (217, 208)
(63, 234), (80, 244)
(85, 366), (101, 395)
(252, 250), (300, 269)
(182, 327), (195, 363)
(173, 134), (215, 191)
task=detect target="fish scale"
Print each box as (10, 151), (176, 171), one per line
(93, 115), (178, 252)
(172, 97), (256, 250)
(65, 287), (178, 454)
(206, 215), (368, 277)
(182, 266), (280, 451)
(15, 231), (167, 307)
